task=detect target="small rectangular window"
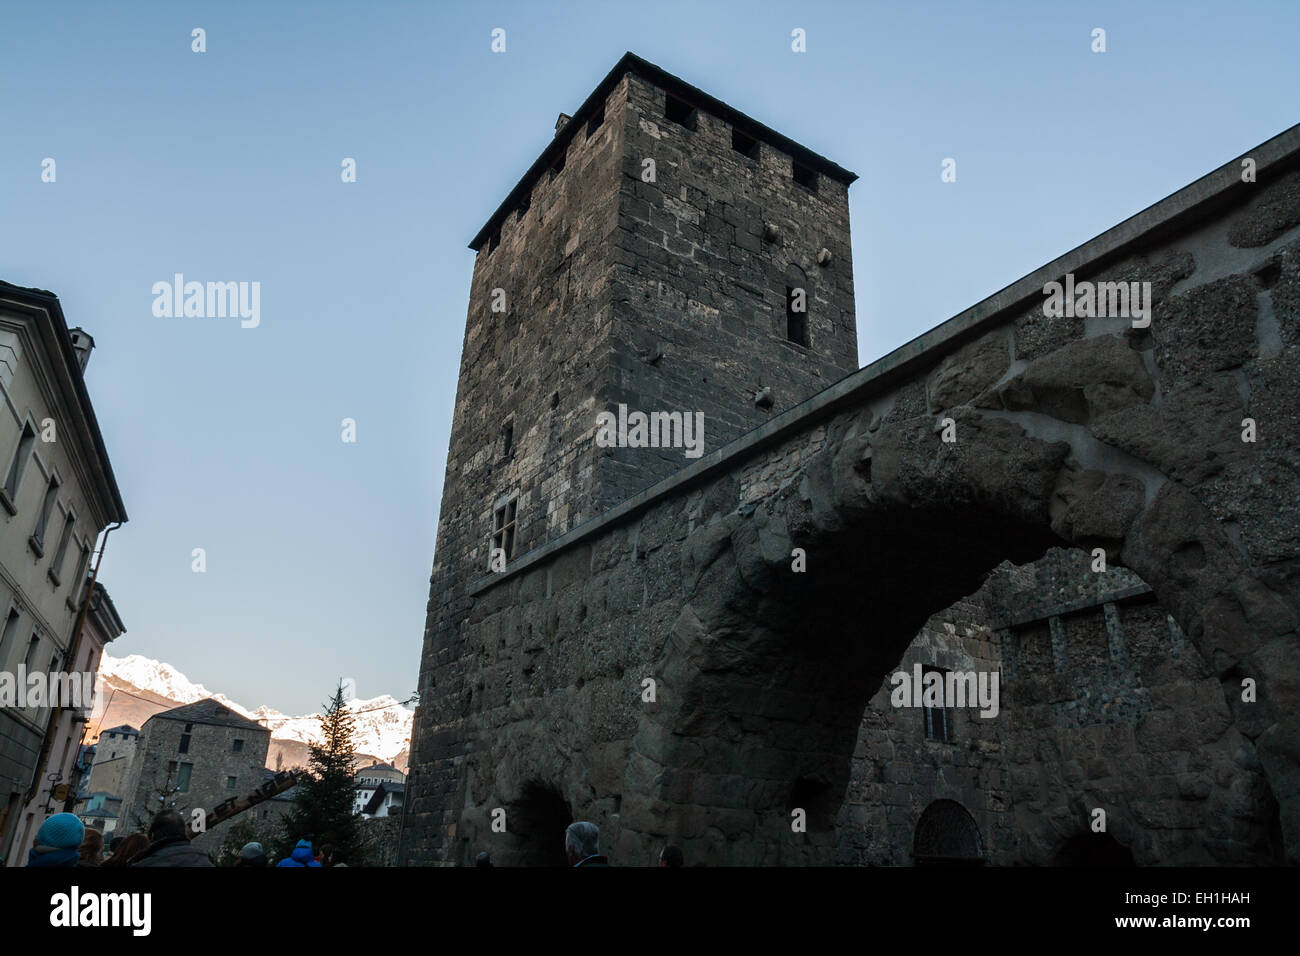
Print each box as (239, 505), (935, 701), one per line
(786, 287), (809, 347)
(586, 103), (605, 139)
(177, 762), (193, 792)
(226, 776), (237, 790)
(69, 540), (92, 608)
(232, 738), (244, 753)
(731, 127), (759, 160)
(0, 607), (20, 666)
(3, 421), (37, 503)
(922, 666), (954, 743)
(32, 474), (60, 547)
(23, 633), (40, 671)
(501, 421), (513, 459)
(49, 510), (76, 585)
(793, 161), (818, 192)
(665, 94), (697, 130)
(490, 497), (518, 567)
(178, 733), (191, 754)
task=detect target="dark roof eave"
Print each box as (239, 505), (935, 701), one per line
(468, 52), (858, 250)
(0, 280), (128, 523)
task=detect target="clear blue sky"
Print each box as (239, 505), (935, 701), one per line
(1, 1), (1295, 714)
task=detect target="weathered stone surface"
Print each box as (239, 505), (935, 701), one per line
(983, 334), (1153, 424)
(928, 331), (1010, 410)
(1228, 170), (1300, 248)
(1152, 275), (1259, 386)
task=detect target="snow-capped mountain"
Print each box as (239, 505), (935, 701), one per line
(94, 653), (412, 767)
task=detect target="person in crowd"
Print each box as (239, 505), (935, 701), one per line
(102, 832), (149, 868)
(277, 837), (322, 867)
(25, 812), (85, 867)
(78, 828), (104, 866)
(235, 841), (268, 867)
(475, 851), (494, 867)
(564, 821), (609, 867)
(659, 844), (684, 868)
(130, 811), (214, 867)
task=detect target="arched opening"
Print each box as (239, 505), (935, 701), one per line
(633, 397), (1295, 865)
(504, 780), (572, 867)
(1054, 832), (1136, 867)
(913, 799), (986, 865)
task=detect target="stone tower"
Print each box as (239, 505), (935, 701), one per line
(402, 53), (859, 864)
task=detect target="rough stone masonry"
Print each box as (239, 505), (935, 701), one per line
(400, 51), (1300, 866)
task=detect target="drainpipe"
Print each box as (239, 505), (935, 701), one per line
(22, 522), (121, 807)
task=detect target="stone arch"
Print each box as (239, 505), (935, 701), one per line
(624, 337), (1299, 865)
(501, 780), (573, 867)
(913, 799), (986, 864)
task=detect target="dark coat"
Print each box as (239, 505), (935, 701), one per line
(130, 836), (215, 867)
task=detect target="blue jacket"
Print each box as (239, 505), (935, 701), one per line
(277, 840), (321, 867)
(28, 846), (81, 867)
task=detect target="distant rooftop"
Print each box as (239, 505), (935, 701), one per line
(148, 699), (267, 732)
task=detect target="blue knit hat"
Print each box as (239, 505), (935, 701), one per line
(35, 812), (85, 850)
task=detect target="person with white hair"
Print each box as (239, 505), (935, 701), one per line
(564, 821), (609, 867)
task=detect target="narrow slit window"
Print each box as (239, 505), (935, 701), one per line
(501, 422), (514, 459)
(786, 286), (809, 347)
(665, 94), (697, 130)
(793, 161), (818, 192)
(731, 127), (759, 160)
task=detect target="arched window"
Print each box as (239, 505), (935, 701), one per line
(913, 799), (986, 865)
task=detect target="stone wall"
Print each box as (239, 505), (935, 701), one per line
(118, 717), (271, 853)
(835, 548), (1282, 866)
(402, 90), (1300, 865)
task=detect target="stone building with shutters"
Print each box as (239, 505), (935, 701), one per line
(117, 699), (271, 852)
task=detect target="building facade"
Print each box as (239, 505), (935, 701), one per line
(4, 583), (125, 865)
(0, 281), (128, 863)
(117, 699), (272, 853)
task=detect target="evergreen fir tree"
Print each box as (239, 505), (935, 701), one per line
(277, 681), (364, 864)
